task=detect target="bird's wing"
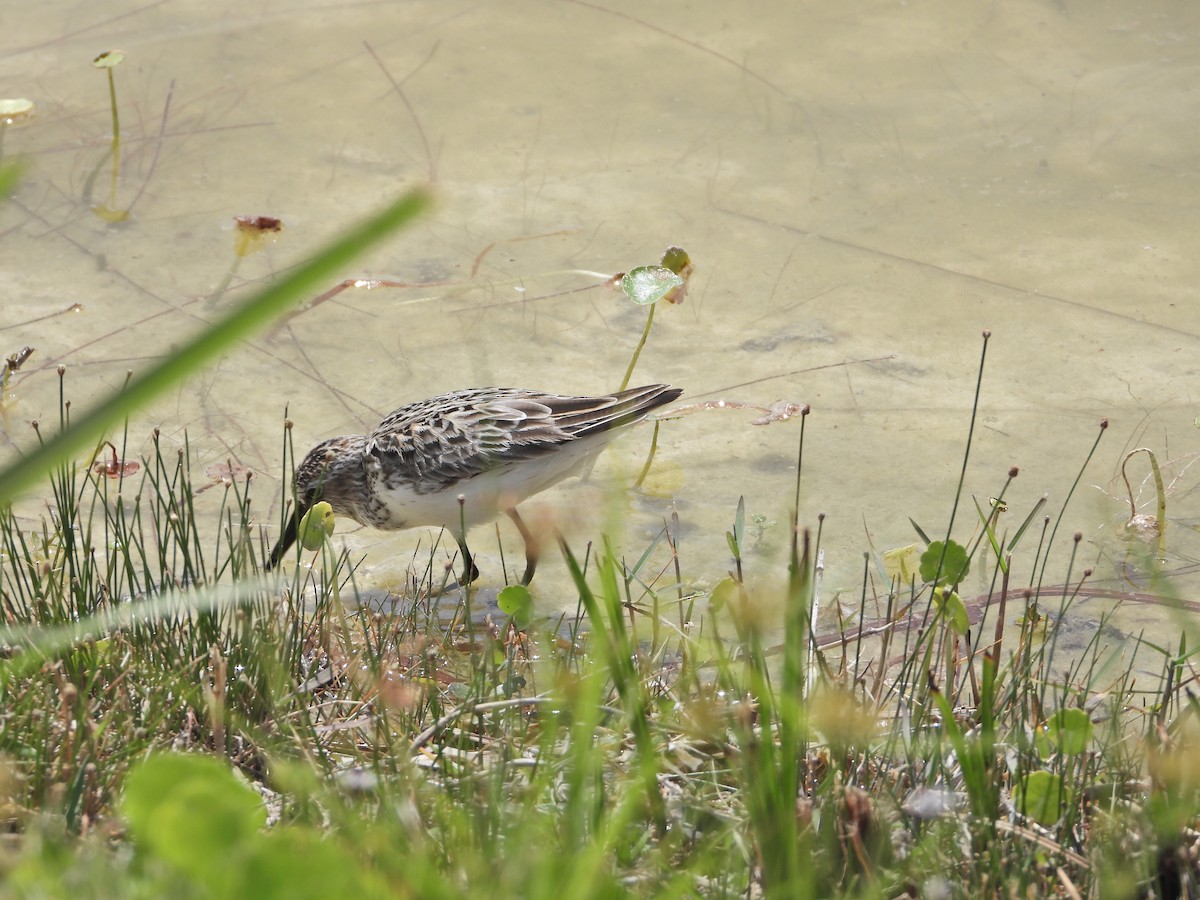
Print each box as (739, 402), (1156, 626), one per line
(366, 386), (679, 495)
(366, 390), (574, 494)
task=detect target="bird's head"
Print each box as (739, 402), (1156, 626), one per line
(266, 435), (368, 569)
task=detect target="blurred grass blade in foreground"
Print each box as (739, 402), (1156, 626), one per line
(0, 189), (432, 506)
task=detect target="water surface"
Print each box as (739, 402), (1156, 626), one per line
(3, 1), (1199, 649)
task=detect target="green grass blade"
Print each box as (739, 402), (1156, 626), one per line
(908, 517), (932, 545)
(0, 189), (431, 506)
(0, 578), (272, 680)
(971, 495), (1009, 577)
(1007, 493), (1047, 553)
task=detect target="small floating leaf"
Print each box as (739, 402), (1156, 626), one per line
(497, 584), (534, 629)
(620, 266), (683, 306)
(92, 50), (125, 68)
(91, 441), (138, 478)
(0, 98), (34, 123)
(298, 501), (335, 551)
(919, 539), (969, 586)
(883, 544), (921, 584)
(1040, 707), (1093, 756)
(1016, 770), (1066, 826)
(233, 215), (284, 257)
(93, 457), (139, 478)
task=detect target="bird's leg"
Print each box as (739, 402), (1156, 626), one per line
(507, 508), (539, 585)
(455, 534), (481, 585)
(453, 495), (480, 585)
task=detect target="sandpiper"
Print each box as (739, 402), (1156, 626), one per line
(268, 383), (682, 583)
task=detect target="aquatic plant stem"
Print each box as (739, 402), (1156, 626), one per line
(632, 420), (661, 488)
(618, 302), (655, 392)
(106, 67), (121, 210)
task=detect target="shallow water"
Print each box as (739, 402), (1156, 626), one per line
(3, 1), (1199, 651)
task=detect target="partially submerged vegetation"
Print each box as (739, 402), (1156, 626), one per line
(1, 156), (1197, 897)
(0, 343), (1197, 898)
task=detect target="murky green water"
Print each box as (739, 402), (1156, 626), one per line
(3, 1), (1199, 648)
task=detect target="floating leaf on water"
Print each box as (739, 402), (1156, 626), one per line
(1038, 707), (1093, 756)
(91, 441), (138, 478)
(883, 544), (921, 584)
(619, 265), (684, 306)
(919, 539), (969, 586)
(233, 215), (284, 257)
(92, 50), (125, 69)
(496, 584), (534, 629)
(0, 98), (34, 124)
(298, 501), (335, 551)
(93, 458), (139, 478)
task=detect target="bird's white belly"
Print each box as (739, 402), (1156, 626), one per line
(371, 436), (611, 531)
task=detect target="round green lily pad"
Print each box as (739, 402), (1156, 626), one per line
(298, 501), (335, 551)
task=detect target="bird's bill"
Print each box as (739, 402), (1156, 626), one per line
(266, 501), (304, 570)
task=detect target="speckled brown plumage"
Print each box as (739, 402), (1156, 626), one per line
(268, 384), (681, 582)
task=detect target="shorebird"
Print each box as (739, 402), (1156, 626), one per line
(267, 383), (681, 583)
